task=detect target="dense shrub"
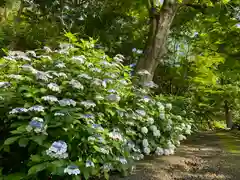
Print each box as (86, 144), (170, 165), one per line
(0, 38), (192, 179)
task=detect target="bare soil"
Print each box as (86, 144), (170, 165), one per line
(111, 131), (240, 180)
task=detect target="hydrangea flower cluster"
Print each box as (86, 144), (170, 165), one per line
(1, 39), (192, 179)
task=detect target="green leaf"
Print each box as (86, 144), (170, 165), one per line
(11, 125), (27, 134)
(83, 170), (90, 180)
(18, 138), (29, 147)
(104, 171), (109, 180)
(31, 135), (46, 145)
(28, 162), (49, 175)
(30, 155), (42, 163)
(4, 173), (25, 180)
(4, 136), (20, 145)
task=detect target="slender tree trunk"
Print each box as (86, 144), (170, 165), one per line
(136, 1), (178, 81)
(224, 100), (233, 129)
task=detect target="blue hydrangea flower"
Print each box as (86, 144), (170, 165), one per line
(135, 109), (146, 116)
(64, 165), (80, 175)
(28, 105), (45, 112)
(86, 160), (94, 167)
(69, 79), (84, 90)
(102, 163), (113, 171)
(9, 107), (28, 114)
(36, 71), (52, 81)
(41, 95), (58, 103)
(107, 94), (121, 102)
(59, 99), (76, 107)
(80, 100), (96, 109)
(92, 124), (104, 131)
(117, 157), (127, 164)
(78, 73), (92, 80)
(46, 140), (68, 159)
(47, 83), (61, 92)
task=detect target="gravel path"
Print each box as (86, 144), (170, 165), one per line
(111, 131), (240, 180)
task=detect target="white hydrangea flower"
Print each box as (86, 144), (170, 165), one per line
(165, 103), (172, 111)
(86, 160), (95, 167)
(78, 73), (92, 80)
(167, 116), (172, 123)
(43, 46), (52, 53)
(99, 147), (110, 154)
(59, 42), (72, 49)
(47, 83), (61, 92)
(0, 82), (11, 88)
(141, 127), (148, 134)
(21, 64), (37, 74)
(178, 134), (186, 141)
(64, 165), (80, 175)
(107, 94), (121, 102)
(90, 67), (101, 73)
(113, 54), (124, 62)
(41, 95), (58, 103)
(8, 74), (24, 80)
(143, 81), (158, 88)
(91, 78), (102, 86)
(9, 107), (28, 114)
(176, 115), (182, 121)
(28, 105), (45, 112)
(59, 99), (76, 107)
(26, 50), (36, 57)
(52, 72), (68, 79)
(136, 49), (143, 54)
(153, 130), (161, 137)
(102, 163), (113, 171)
(109, 131), (123, 141)
(72, 55), (86, 64)
(155, 147), (164, 156)
(80, 100), (96, 109)
(156, 102), (165, 111)
(117, 157), (127, 164)
(159, 113), (165, 120)
(135, 109), (146, 116)
(3, 56), (15, 61)
(54, 112), (65, 116)
(143, 147), (151, 155)
(36, 71), (52, 81)
(147, 117), (154, 125)
(69, 79), (84, 90)
(164, 149), (170, 156)
(46, 140), (68, 159)
(55, 62), (66, 68)
(150, 125), (157, 132)
(142, 139), (149, 147)
(137, 69), (151, 76)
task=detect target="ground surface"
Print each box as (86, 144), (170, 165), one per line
(111, 130), (240, 180)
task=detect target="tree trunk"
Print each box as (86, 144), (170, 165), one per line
(224, 100), (233, 129)
(135, 1), (178, 81)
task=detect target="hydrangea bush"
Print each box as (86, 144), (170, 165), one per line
(0, 38), (192, 179)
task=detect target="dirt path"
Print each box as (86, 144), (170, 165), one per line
(111, 131), (240, 180)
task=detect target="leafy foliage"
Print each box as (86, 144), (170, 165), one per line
(0, 37), (192, 179)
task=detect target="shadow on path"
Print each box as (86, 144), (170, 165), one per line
(111, 131), (240, 180)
